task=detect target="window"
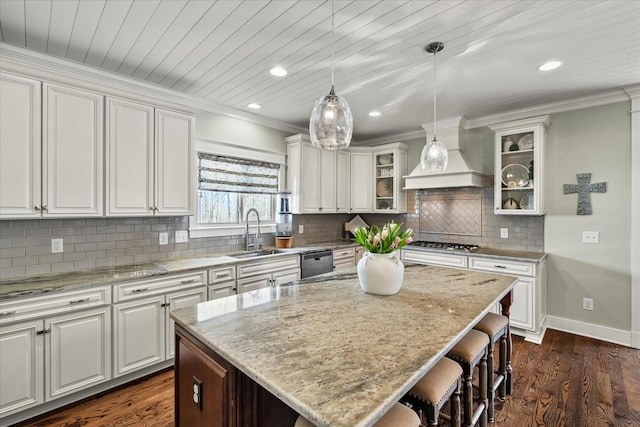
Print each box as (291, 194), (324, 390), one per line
(189, 139), (284, 238)
(197, 153), (279, 225)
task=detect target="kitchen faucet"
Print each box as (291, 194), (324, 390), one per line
(245, 208), (262, 251)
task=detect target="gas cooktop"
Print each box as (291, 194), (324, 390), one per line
(407, 241), (480, 253)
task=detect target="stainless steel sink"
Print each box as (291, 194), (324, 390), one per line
(233, 249), (286, 259)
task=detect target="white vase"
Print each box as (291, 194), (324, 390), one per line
(357, 251), (405, 295)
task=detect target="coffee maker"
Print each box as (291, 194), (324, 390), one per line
(275, 192), (293, 248)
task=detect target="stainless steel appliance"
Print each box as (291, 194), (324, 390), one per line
(408, 241), (479, 252)
(301, 250), (333, 278)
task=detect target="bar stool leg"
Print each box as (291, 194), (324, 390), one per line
(498, 334), (508, 401)
(479, 356), (488, 427)
(451, 378), (461, 427)
(425, 405), (438, 427)
(463, 370), (473, 427)
(485, 341), (496, 422)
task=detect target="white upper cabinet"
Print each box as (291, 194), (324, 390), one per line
(106, 99), (194, 216)
(106, 98), (155, 216)
(154, 109), (194, 216)
(373, 144), (408, 214)
(336, 150), (350, 213)
(0, 73), (41, 218)
(490, 116), (549, 216)
(42, 83), (104, 217)
(349, 150), (373, 213)
(286, 134), (338, 214)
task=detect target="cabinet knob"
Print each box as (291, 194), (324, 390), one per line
(42, 205), (48, 210)
(34, 205), (41, 210)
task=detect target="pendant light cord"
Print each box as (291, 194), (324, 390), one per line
(331, 0), (335, 87)
(433, 48), (437, 140)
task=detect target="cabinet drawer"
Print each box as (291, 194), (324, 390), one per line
(208, 266), (235, 284)
(113, 271), (206, 303)
(0, 286), (111, 325)
(468, 257), (535, 277)
(333, 258), (355, 271)
(208, 284), (235, 301)
(236, 255), (300, 279)
(400, 250), (467, 269)
(333, 247), (355, 261)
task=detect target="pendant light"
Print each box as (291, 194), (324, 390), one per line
(420, 42), (448, 171)
(309, 0), (353, 150)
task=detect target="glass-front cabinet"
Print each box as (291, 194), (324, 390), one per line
(490, 116), (549, 216)
(373, 143), (408, 214)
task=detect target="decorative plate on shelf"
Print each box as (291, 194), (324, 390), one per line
(376, 179), (393, 197)
(377, 154), (393, 165)
(501, 164), (529, 188)
(518, 134), (534, 150)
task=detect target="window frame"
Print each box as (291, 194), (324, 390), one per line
(189, 139), (286, 238)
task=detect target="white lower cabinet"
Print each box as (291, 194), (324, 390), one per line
(0, 289), (111, 418)
(208, 265), (236, 300)
(112, 271), (206, 377)
(401, 249), (546, 342)
(333, 247), (356, 271)
(236, 255), (300, 294)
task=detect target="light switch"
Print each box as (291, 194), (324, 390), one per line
(500, 228), (508, 239)
(175, 230), (188, 243)
(298, 225), (304, 234)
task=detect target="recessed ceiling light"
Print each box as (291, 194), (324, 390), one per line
(369, 111), (381, 117)
(248, 103), (261, 109)
(537, 61), (562, 71)
(270, 67), (287, 77)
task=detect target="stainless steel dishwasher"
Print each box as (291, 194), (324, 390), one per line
(300, 250), (334, 278)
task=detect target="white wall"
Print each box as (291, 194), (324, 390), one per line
(196, 112), (291, 153)
(545, 102), (631, 331)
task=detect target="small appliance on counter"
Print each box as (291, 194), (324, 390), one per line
(276, 191), (293, 248)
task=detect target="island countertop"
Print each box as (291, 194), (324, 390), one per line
(170, 263), (517, 427)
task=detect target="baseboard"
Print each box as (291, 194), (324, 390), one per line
(632, 330), (640, 349)
(546, 315), (633, 347)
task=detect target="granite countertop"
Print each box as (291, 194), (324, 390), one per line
(0, 241), (358, 300)
(0, 238), (539, 301)
(170, 264), (517, 427)
(403, 245), (546, 263)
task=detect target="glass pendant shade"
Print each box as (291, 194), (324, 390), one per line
(309, 85), (353, 150)
(420, 136), (448, 171)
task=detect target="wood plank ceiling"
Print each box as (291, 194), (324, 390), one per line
(1, 0), (639, 141)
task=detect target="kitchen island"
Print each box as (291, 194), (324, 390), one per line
(170, 263), (517, 427)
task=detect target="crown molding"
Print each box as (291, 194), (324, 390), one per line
(465, 89), (631, 129)
(0, 43), (307, 134)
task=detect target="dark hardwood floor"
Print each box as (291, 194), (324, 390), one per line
(15, 329), (640, 427)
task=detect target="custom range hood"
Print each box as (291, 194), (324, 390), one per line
(404, 117), (483, 189)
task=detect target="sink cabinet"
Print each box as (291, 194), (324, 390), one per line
(236, 255), (300, 293)
(490, 116), (549, 216)
(0, 287), (111, 418)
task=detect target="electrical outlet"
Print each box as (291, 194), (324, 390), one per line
(582, 231), (599, 244)
(298, 225), (304, 234)
(51, 238), (64, 253)
(175, 230), (188, 243)
(192, 376), (203, 411)
(582, 297), (594, 311)
(500, 228), (509, 239)
(159, 232), (168, 245)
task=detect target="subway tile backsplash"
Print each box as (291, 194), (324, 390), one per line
(1, 185), (542, 280)
(0, 217), (274, 280)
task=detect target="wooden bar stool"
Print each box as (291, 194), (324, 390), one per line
(446, 329), (489, 427)
(406, 357), (462, 427)
(473, 313), (509, 422)
(294, 402), (420, 427)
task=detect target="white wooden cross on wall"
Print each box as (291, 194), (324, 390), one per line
(563, 173), (607, 215)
